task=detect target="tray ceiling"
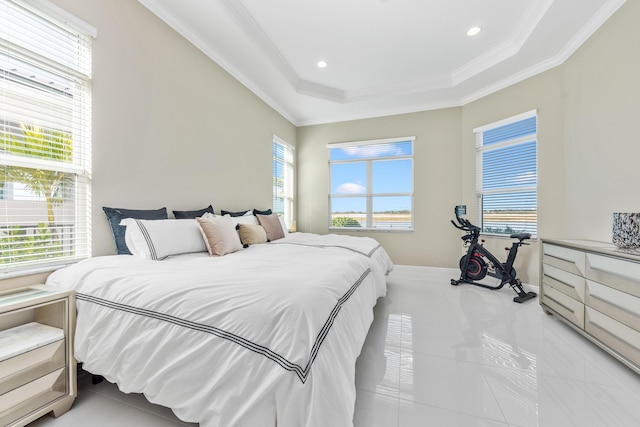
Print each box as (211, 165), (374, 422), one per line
(138, 0), (626, 126)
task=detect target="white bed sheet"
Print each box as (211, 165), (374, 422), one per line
(46, 233), (392, 427)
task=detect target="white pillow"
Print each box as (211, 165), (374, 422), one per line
(120, 218), (207, 260)
(223, 212), (258, 226)
(200, 212), (216, 219)
(197, 216), (243, 256)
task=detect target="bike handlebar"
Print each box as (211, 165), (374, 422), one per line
(451, 219), (465, 230)
(452, 208), (481, 233)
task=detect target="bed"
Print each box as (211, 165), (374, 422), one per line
(45, 231), (393, 426)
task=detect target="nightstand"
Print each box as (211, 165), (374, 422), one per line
(0, 285), (76, 426)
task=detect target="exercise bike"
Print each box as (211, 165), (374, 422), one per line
(450, 205), (537, 303)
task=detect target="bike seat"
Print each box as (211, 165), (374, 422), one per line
(510, 233), (531, 241)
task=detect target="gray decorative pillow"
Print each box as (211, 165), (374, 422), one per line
(173, 205), (214, 219)
(102, 206), (168, 255)
(252, 208), (272, 216)
(257, 213), (285, 242)
(220, 209), (250, 217)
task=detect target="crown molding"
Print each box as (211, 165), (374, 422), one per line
(220, 0), (299, 87)
(296, 99), (463, 127)
(553, 0), (627, 65)
(452, 0), (554, 86)
(140, 0), (627, 127)
(295, 81), (345, 103)
(137, 0), (299, 125)
(218, 0), (557, 104)
(461, 0), (627, 106)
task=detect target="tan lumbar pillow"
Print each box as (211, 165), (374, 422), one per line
(238, 223), (268, 246)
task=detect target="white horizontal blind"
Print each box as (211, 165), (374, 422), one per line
(273, 136), (294, 229)
(0, 0), (93, 274)
(475, 112), (537, 236)
(328, 137), (414, 231)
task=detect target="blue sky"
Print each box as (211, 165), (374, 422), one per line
(330, 141), (412, 213)
(481, 116), (537, 212)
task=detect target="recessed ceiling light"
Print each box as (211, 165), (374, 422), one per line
(317, 60), (328, 68)
(467, 26), (482, 37)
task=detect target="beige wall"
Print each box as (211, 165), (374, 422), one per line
(298, 0), (640, 286)
(1, 0), (295, 287)
(561, 0), (640, 241)
(297, 108), (462, 267)
(297, 70), (565, 282)
(56, 0), (296, 253)
(460, 68), (565, 284)
(4, 0), (639, 289)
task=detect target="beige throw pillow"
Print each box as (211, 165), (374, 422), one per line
(238, 223), (268, 245)
(256, 213), (285, 241)
(196, 216), (243, 256)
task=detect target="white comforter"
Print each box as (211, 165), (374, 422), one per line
(46, 233), (392, 427)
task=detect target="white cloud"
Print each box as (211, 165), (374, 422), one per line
(336, 182), (366, 194)
(342, 143), (403, 158)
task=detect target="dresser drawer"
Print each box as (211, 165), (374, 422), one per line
(542, 263), (586, 302)
(0, 340), (65, 395)
(0, 367), (66, 426)
(542, 244), (585, 276)
(541, 285), (584, 329)
(586, 280), (640, 333)
(585, 307), (640, 367)
(585, 253), (640, 298)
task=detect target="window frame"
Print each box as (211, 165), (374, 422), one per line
(474, 110), (538, 238)
(272, 135), (295, 230)
(0, 0), (95, 277)
(328, 136), (415, 232)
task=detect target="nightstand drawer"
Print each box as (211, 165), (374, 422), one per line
(0, 340), (65, 395)
(585, 307), (640, 367)
(542, 263), (586, 302)
(541, 285), (584, 328)
(0, 367), (66, 427)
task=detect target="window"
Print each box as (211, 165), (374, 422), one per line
(0, 0), (95, 274)
(475, 111), (537, 237)
(328, 137), (414, 230)
(272, 136), (294, 229)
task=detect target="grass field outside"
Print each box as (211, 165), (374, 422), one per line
(331, 213), (412, 228)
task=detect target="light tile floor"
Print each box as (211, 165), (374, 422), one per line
(30, 266), (640, 426)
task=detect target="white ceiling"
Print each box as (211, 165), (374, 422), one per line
(138, 0), (626, 126)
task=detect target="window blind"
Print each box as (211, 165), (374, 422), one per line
(273, 136), (294, 229)
(0, 0), (94, 274)
(475, 112), (537, 236)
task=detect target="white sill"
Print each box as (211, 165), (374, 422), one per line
(329, 227), (414, 233)
(0, 259), (85, 280)
(480, 233), (538, 242)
